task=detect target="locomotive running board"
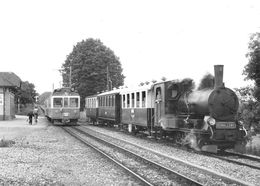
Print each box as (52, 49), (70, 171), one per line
(201, 145), (218, 153)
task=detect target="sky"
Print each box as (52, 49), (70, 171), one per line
(0, 0), (259, 94)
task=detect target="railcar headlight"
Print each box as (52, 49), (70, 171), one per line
(207, 117), (216, 126)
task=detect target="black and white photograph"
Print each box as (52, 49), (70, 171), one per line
(0, 0), (259, 185)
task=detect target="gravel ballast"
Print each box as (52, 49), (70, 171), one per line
(0, 116), (138, 185)
(81, 124), (260, 185)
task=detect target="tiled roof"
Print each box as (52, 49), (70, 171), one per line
(0, 72), (21, 87)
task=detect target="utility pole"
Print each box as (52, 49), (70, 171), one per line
(69, 66), (72, 88)
(106, 66), (112, 91)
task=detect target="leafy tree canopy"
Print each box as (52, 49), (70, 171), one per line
(18, 81), (38, 104)
(244, 32), (260, 85)
(38, 92), (51, 105)
(61, 38), (125, 109)
(197, 73), (214, 90)
(244, 32), (260, 101)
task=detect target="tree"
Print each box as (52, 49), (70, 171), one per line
(38, 92), (52, 105)
(18, 81), (38, 104)
(197, 73), (214, 90)
(244, 32), (260, 101)
(61, 38), (125, 109)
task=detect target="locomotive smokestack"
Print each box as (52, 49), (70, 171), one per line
(214, 65), (224, 88)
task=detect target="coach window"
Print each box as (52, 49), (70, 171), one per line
(122, 95), (126, 108)
(112, 95), (114, 107)
(53, 98), (63, 108)
(70, 98), (79, 107)
(136, 92), (140, 108)
(131, 93), (135, 108)
(109, 96), (112, 107)
(126, 94), (129, 108)
(142, 91), (146, 107)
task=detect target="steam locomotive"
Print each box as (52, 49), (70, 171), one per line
(44, 87), (80, 124)
(85, 65), (247, 152)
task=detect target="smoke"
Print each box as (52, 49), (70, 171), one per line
(180, 78), (195, 92)
(182, 129), (201, 151)
(197, 73), (214, 90)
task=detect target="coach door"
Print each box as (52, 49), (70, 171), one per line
(154, 86), (164, 127)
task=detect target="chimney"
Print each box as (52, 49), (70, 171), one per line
(214, 65), (224, 88)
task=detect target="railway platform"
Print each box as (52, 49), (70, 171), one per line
(0, 115), (47, 140)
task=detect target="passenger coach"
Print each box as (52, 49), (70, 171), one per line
(120, 85), (154, 133)
(85, 95), (98, 124)
(97, 89), (121, 126)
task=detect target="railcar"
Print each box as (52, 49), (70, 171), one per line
(44, 87), (80, 124)
(85, 65), (247, 152)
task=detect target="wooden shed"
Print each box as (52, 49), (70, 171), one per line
(0, 72), (21, 120)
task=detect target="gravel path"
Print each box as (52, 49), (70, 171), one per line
(0, 116), (138, 185)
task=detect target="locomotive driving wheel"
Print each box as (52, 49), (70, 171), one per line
(175, 132), (185, 145)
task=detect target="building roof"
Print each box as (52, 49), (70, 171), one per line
(0, 72), (21, 87)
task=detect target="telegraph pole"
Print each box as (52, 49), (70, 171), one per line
(69, 66), (72, 88)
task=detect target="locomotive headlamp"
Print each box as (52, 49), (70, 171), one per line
(207, 117), (216, 126)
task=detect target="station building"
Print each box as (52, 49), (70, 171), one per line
(0, 72), (21, 120)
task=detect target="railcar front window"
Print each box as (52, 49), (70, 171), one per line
(64, 97), (69, 107)
(70, 98), (79, 107)
(53, 98), (63, 108)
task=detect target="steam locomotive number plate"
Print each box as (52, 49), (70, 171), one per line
(216, 122), (236, 129)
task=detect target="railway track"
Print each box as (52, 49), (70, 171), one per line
(62, 126), (202, 186)
(208, 151), (260, 171)
(80, 121), (260, 171)
(65, 125), (255, 186)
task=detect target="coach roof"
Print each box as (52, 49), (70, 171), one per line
(52, 87), (79, 96)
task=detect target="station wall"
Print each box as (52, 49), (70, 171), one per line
(0, 88), (16, 120)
